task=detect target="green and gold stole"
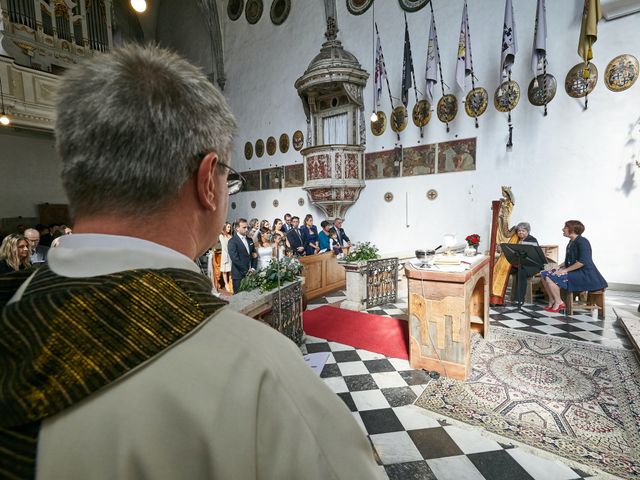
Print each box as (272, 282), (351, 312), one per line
(0, 266), (226, 479)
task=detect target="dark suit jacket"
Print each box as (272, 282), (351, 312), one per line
(329, 227), (350, 246)
(286, 228), (305, 255)
(227, 234), (257, 280)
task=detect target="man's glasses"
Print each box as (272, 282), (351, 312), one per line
(197, 152), (245, 196)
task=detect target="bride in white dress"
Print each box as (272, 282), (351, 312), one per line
(256, 232), (273, 270)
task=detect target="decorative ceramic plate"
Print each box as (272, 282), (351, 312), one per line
(231, 202), (237, 210)
(270, 0), (290, 25)
(437, 94), (458, 123)
(346, 0), (373, 15)
(273, 199), (279, 207)
(398, 0), (431, 12)
(465, 87), (488, 118)
(251, 200), (257, 208)
(266, 136), (277, 155)
(604, 54), (638, 92)
(255, 139), (265, 157)
(279, 133), (289, 153)
(412, 100), (432, 127)
(565, 62), (598, 98)
(298, 197), (305, 206)
(527, 73), (557, 106)
(245, 0), (263, 24)
(244, 141), (253, 160)
(228, 0), (244, 21)
(292, 130), (304, 150)
(494, 80), (520, 112)
(384, 192), (394, 202)
(390, 105), (408, 132)
(371, 110), (387, 136)
(427, 189), (438, 200)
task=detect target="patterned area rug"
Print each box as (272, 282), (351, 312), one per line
(415, 327), (640, 478)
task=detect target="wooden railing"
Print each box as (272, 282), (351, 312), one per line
(299, 252), (346, 302)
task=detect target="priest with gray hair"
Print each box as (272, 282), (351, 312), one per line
(0, 44), (381, 479)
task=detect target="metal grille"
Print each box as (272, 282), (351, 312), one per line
(265, 280), (304, 345)
(366, 257), (398, 308)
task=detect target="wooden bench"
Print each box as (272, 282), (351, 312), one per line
(562, 289), (606, 319)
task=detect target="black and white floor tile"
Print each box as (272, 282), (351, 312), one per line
(303, 289), (639, 479)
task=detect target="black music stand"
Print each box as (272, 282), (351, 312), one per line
(500, 243), (547, 315)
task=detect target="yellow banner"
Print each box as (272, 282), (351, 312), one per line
(577, 0), (602, 64)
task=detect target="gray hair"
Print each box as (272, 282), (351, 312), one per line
(55, 44), (236, 217)
(516, 222), (531, 233)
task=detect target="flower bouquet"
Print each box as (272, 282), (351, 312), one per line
(465, 234), (480, 248)
(343, 242), (380, 263)
(239, 257), (303, 293)
(464, 234), (480, 256)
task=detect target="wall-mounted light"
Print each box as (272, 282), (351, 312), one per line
(131, 0), (147, 13)
(0, 76), (10, 126)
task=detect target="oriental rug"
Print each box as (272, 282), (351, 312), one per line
(303, 306), (409, 359)
(415, 327), (640, 478)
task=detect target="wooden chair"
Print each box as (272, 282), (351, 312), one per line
(562, 289), (606, 319)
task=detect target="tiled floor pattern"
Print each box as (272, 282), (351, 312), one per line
(303, 289), (640, 479)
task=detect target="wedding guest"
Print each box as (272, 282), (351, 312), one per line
(0, 233), (31, 274)
(272, 232), (286, 259)
(219, 222), (233, 292)
(24, 228), (49, 266)
(282, 213), (293, 233)
(318, 220), (332, 252)
(272, 218), (285, 238)
(329, 230), (342, 255)
(330, 218), (351, 249)
(300, 214), (319, 256)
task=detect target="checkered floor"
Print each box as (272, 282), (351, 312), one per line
(303, 289), (640, 479)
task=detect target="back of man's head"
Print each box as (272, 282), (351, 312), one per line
(55, 44), (236, 219)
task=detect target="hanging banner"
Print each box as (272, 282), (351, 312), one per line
(425, 13), (439, 104)
(578, 0), (602, 66)
(500, 0), (517, 79)
(455, 0), (472, 92)
(375, 34), (384, 108)
(401, 19), (414, 107)
(531, 0), (547, 77)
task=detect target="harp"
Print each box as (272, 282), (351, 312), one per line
(489, 187), (519, 305)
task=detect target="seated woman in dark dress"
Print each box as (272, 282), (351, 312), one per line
(540, 220), (607, 312)
(299, 214), (319, 256)
(0, 234), (32, 274)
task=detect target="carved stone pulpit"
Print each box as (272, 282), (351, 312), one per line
(294, 12), (368, 220)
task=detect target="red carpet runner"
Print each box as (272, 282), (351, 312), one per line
(303, 306), (409, 360)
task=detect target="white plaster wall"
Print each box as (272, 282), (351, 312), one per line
(215, 0), (640, 286)
(0, 128), (65, 219)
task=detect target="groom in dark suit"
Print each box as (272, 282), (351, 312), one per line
(228, 218), (257, 293)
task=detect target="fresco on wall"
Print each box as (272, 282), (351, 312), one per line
(437, 137), (477, 173)
(365, 149), (397, 180)
(285, 164), (304, 187)
(402, 144), (436, 176)
(243, 170), (261, 192)
(261, 167), (283, 190)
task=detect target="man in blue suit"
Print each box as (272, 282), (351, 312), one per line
(286, 216), (306, 256)
(227, 218), (257, 293)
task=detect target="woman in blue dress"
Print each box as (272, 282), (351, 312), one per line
(540, 220), (607, 312)
(300, 214), (319, 256)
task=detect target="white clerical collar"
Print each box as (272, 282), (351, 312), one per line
(48, 234), (200, 278)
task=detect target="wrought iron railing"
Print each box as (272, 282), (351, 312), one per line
(264, 280), (304, 345)
(366, 257), (399, 308)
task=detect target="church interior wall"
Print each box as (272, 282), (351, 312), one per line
(196, 0), (639, 286)
(0, 128), (65, 218)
